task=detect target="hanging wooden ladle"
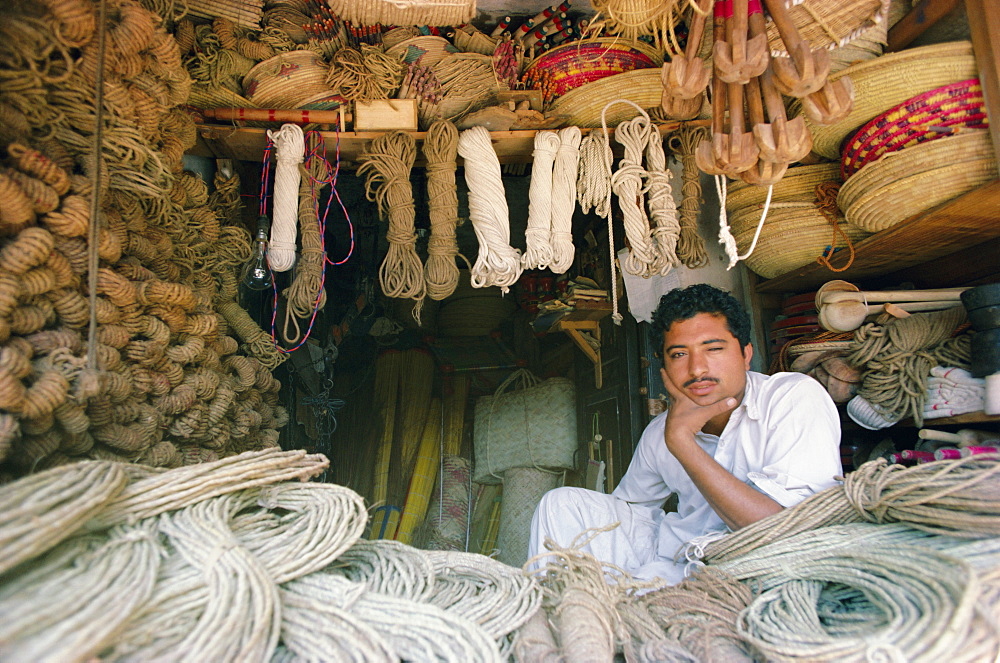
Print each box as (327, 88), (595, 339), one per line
(755, 62), (813, 162)
(820, 300), (963, 333)
(738, 75), (788, 185)
(661, 0), (712, 119)
(696, 0), (732, 175)
(713, 0), (768, 84)
(761, 0), (829, 98)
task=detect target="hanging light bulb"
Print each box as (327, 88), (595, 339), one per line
(240, 215), (274, 290)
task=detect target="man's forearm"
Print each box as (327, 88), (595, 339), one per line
(668, 432), (783, 530)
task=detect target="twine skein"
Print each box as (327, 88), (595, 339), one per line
(422, 120), (465, 301)
(644, 131), (681, 275)
(613, 114), (658, 278)
(357, 131), (427, 316)
(521, 131), (560, 271)
(548, 126), (581, 275)
(457, 127), (522, 293)
(266, 123), (304, 272)
(577, 133), (613, 219)
(670, 127), (710, 268)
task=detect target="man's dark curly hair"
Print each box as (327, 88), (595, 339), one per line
(650, 284), (752, 348)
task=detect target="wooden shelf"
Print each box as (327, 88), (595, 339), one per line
(191, 120), (711, 166)
(756, 178), (1000, 295)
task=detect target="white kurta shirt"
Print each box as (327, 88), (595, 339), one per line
(612, 370), (843, 564)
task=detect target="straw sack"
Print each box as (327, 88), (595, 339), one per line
(798, 41), (979, 159)
(837, 130), (998, 233)
(325, 0), (475, 28)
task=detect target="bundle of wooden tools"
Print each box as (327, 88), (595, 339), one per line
(663, 0), (855, 184)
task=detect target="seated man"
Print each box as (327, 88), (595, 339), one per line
(528, 284), (842, 585)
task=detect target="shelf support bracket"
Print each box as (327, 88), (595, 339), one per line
(558, 320), (603, 388)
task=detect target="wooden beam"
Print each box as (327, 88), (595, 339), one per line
(965, 0), (1000, 159)
(886, 0), (962, 52)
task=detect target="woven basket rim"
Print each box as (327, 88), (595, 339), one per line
(764, 0), (889, 55)
(802, 41), (977, 159)
(244, 49), (326, 83)
(838, 130), (994, 210)
(844, 158), (998, 232)
(727, 164), (841, 210)
(524, 36), (665, 72)
(548, 69), (662, 127)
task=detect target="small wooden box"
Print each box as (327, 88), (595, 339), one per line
(353, 99), (419, 131)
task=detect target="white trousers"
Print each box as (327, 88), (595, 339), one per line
(527, 487), (687, 586)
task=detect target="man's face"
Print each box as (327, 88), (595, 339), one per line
(660, 312), (752, 407)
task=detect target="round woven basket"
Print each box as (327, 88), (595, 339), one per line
(764, 0), (889, 55)
(188, 84), (257, 110)
(547, 69), (666, 127)
(243, 50), (332, 109)
(387, 36), (460, 67)
(325, 0), (474, 27)
(734, 206), (871, 279)
(726, 163), (841, 211)
(838, 132), (997, 233)
(798, 41), (978, 159)
(838, 130), (995, 228)
(840, 79), (987, 178)
(523, 37), (663, 100)
(383, 26), (421, 50)
(296, 91), (348, 110)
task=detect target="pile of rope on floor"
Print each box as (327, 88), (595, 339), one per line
(0, 0), (288, 477)
(2, 450), (998, 660)
(0, 449), (541, 661)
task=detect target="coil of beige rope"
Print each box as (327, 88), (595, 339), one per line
(422, 120), (466, 301)
(357, 131), (426, 318)
(522, 130), (560, 271)
(613, 113), (659, 278)
(457, 126), (522, 293)
(266, 123), (304, 272)
(644, 129), (681, 275)
(549, 126), (581, 275)
(669, 126), (710, 268)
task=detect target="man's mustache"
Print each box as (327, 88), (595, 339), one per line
(683, 377), (719, 388)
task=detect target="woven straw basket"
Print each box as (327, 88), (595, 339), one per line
(188, 84), (257, 110)
(387, 36), (459, 67)
(840, 79), (987, 178)
(838, 130), (998, 233)
(325, 0), (474, 27)
(243, 50), (332, 109)
(732, 205), (871, 279)
(764, 0), (889, 55)
(548, 69), (666, 127)
(473, 373), (577, 485)
(524, 37), (663, 100)
(726, 163), (841, 211)
(799, 41), (978, 159)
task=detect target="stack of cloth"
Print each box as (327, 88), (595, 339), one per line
(924, 366), (986, 420)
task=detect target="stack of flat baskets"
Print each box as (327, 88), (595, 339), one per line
(242, 50), (333, 109)
(726, 164), (870, 279)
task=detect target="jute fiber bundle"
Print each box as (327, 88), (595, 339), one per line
(325, 0), (475, 29)
(396, 397), (442, 545)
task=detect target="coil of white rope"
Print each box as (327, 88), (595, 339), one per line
(644, 131), (681, 275)
(715, 175), (773, 270)
(457, 126), (522, 293)
(613, 114), (658, 278)
(266, 123), (304, 272)
(549, 126), (581, 275)
(521, 130), (560, 270)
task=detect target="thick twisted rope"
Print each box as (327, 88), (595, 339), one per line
(670, 126), (710, 268)
(521, 130), (560, 271)
(358, 131), (426, 315)
(614, 114), (659, 278)
(266, 123), (304, 272)
(644, 130), (681, 276)
(549, 126), (581, 275)
(422, 120), (464, 300)
(457, 126), (522, 293)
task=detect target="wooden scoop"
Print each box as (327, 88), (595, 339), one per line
(739, 75), (787, 184)
(696, 3), (732, 175)
(820, 300), (963, 332)
(662, 0), (712, 100)
(800, 75), (855, 126)
(762, 0), (830, 98)
(713, 0), (768, 84)
(820, 288), (969, 305)
(756, 64), (813, 162)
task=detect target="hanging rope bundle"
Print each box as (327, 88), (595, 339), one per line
(265, 123), (304, 272)
(422, 120), (464, 301)
(577, 133), (613, 219)
(457, 126), (522, 293)
(848, 306), (970, 425)
(549, 126), (582, 275)
(522, 130), (560, 271)
(357, 131), (426, 315)
(217, 300), (287, 369)
(669, 126), (710, 268)
(644, 130), (682, 276)
(326, 45), (404, 102)
(614, 114), (659, 277)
